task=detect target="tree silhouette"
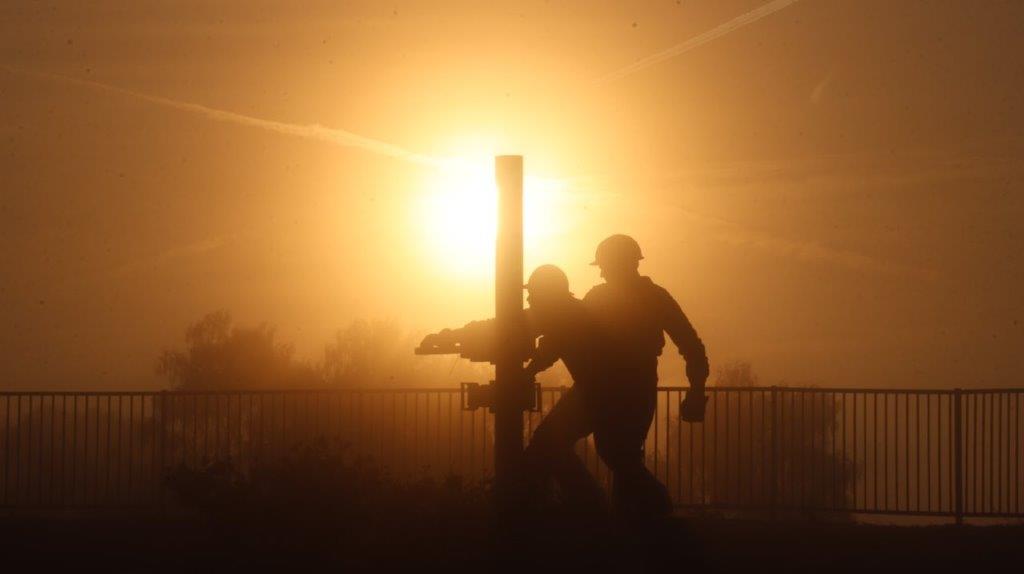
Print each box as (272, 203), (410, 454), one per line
(157, 310), (318, 390)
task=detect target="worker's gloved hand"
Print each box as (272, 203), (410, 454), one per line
(680, 389), (708, 423)
(419, 328), (453, 347)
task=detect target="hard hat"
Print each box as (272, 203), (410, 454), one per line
(590, 234), (643, 266)
(523, 264), (571, 296)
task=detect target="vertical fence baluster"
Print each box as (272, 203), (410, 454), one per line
(2, 396), (9, 506)
(986, 393), (992, 514)
(25, 396), (32, 504)
(884, 393), (890, 512)
(249, 394), (257, 474)
(749, 391), (755, 507)
(828, 392), (835, 510)
(905, 390), (913, 511)
(837, 391), (843, 510)
(127, 395), (134, 504)
(943, 394), (949, 514)
(59, 395), (67, 506)
(72, 396), (79, 505)
(953, 389), (963, 524)
(914, 393), (920, 513)
(237, 393), (244, 470)
(47, 395), (55, 506)
(482, 400), (489, 477)
(116, 395), (124, 504)
(1001, 392), (1008, 514)
(653, 391), (659, 483)
(768, 387), (777, 518)
(928, 394), (933, 512)
(93, 396), (101, 504)
(1016, 393), (1020, 516)
(819, 391), (825, 512)
(671, 386), (679, 503)
(213, 394), (221, 463)
(847, 393), (854, 511)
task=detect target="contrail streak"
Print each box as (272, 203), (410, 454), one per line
(568, 179), (935, 279)
(596, 0), (802, 85)
(3, 66), (447, 169)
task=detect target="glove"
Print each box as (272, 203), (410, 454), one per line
(680, 389), (708, 423)
(419, 328), (454, 348)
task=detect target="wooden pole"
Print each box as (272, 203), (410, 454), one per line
(494, 155), (526, 512)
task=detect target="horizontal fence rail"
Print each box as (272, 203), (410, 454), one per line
(1, 387), (1021, 521)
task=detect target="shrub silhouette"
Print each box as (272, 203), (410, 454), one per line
(699, 362), (858, 517)
(157, 310), (318, 390)
(163, 437), (491, 556)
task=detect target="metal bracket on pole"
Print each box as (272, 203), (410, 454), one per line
(461, 381), (540, 413)
(461, 382), (493, 411)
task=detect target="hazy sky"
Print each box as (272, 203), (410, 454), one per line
(1, 1), (1022, 390)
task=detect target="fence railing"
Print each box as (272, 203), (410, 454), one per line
(1, 387), (1021, 521)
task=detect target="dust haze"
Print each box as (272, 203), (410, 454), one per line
(1, 0), (1022, 391)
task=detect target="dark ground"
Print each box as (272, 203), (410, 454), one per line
(1, 512), (1021, 573)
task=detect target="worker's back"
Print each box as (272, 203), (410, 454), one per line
(528, 296), (612, 394)
(583, 276), (671, 371)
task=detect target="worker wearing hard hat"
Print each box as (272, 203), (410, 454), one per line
(581, 234), (710, 518)
(420, 264), (617, 512)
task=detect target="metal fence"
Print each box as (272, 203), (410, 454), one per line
(1, 387), (1021, 521)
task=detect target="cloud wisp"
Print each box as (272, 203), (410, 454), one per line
(3, 66), (446, 169)
(595, 0), (803, 86)
(566, 175), (936, 280)
(686, 209), (934, 279)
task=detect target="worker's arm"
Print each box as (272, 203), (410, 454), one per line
(659, 288), (710, 423)
(525, 335), (560, 377)
(418, 318), (494, 348)
(417, 310), (537, 362)
(660, 289), (709, 392)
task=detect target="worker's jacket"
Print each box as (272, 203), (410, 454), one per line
(582, 276), (709, 390)
(525, 296), (613, 396)
(447, 297), (614, 395)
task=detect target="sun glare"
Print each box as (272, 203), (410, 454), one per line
(416, 156), (566, 278)
(421, 161), (498, 275)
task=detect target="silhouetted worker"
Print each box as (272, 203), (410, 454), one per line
(583, 234), (710, 519)
(419, 265), (613, 512)
(519, 264), (613, 513)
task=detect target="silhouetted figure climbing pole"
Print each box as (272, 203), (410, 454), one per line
(493, 155), (529, 514)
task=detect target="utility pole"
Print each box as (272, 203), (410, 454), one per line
(413, 154), (532, 516)
(493, 155), (527, 512)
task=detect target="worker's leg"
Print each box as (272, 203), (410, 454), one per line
(593, 388), (672, 519)
(523, 388), (606, 511)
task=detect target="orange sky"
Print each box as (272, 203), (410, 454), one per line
(1, 1), (1022, 390)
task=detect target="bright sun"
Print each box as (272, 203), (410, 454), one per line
(416, 156), (564, 277)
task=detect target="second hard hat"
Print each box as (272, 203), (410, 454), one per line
(591, 234), (643, 266)
(524, 264), (571, 295)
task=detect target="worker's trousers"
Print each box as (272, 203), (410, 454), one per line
(523, 384), (672, 517)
